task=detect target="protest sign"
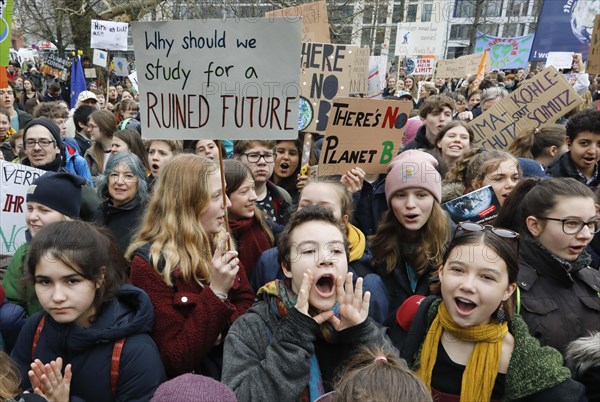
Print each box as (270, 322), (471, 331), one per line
(265, 0), (330, 43)
(0, 161), (44, 255)
(545, 52), (574, 69)
(132, 18), (301, 140)
(348, 47), (370, 94)
(395, 22), (445, 58)
(128, 71), (138, 91)
(587, 15), (600, 74)
(93, 49), (107, 67)
(91, 19), (129, 51)
(468, 67), (582, 151)
(317, 98), (412, 175)
(412, 56), (435, 75)
(300, 42), (355, 133)
(46, 54), (68, 70)
(442, 186), (500, 225)
(0, 0), (14, 67)
(475, 33), (534, 70)
(42, 54), (69, 78)
(84, 68), (96, 78)
(434, 53), (486, 79)
(113, 56), (129, 76)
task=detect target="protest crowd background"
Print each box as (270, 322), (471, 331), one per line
(0, 1), (600, 401)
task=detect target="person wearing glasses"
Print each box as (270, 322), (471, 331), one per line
(388, 223), (586, 401)
(495, 178), (600, 357)
(21, 118), (94, 188)
(234, 140), (292, 228)
(94, 152), (149, 254)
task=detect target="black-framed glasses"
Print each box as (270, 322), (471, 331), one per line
(25, 139), (55, 148)
(537, 217), (600, 235)
(243, 152), (275, 163)
(454, 222), (520, 239)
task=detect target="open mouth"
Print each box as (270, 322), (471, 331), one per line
(455, 297), (477, 313)
(405, 214), (419, 221)
(152, 163), (159, 170)
(280, 162), (290, 170)
(315, 274), (335, 297)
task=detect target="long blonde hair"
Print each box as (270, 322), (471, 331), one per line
(127, 154), (228, 286)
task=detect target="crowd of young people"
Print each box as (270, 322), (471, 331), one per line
(0, 61), (599, 401)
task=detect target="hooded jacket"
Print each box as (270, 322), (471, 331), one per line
(518, 237), (600, 355)
(222, 293), (396, 402)
(10, 285), (166, 402)
(565, 332), (600, 402)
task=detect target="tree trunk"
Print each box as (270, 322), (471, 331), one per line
(467, 0), (484, 54)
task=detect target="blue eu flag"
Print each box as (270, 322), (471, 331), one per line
(70, 56), (86, 109)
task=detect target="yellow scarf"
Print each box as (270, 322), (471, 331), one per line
(416, 302), (508, 402)
(1, 127), (16, 142)
(346, 223), (366, 262)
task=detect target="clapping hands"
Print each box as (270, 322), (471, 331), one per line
(28, 357), (72, 402)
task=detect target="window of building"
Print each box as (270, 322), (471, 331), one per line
(482, 0), (503, 17)
(449, 24), (470, 40)
(479, 23), (499, 37)
(454, 0), (475, 18)
(406, 4), (418, 22)
(392, 3), (403, 23)
(422, 3), (433, 22)
(447, 46), (467, 59)
(504, 23), (525, 37)
(507, 0), (529, 17)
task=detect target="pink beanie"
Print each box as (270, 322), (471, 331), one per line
(385, 150), (442, 204)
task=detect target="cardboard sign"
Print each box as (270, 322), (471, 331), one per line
(395, 22), (445, 58)
(348, 47), (370, 94)
(132, 18), (301, 140)
(300, 42), (355, 133)
(0, 161), (44, 255)
(265, 0), (330, 43)
(434, 53), (487, 79)
(93, 49), (107, 67)
(91, 19), (129, 50)
(317, 98), (412, 175)
(113, 56), (129, 77)
(468, 67), (582, 150)
(587, 15), (600, 74)
(545, 52), (574, 69)
(84, 68), (96, 78)
(412, 56), (435, 75)
(442, 186), (500, 225)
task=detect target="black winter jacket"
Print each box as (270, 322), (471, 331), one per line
(547, 151), (600, 188)
(518, 238), (600, 355)
(11, 285), (166, 402)
(95, 196), (146, 254)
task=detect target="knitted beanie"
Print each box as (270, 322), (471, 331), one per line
(385, 150), (442, 204)
(26, 172), (84, 218)
(150, 374), (237, 402)
(23, 118), (63, 149)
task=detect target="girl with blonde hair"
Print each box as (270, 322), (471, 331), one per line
(127, 154), (254, 379)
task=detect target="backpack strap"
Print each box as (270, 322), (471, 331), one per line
(31, 315), (46, 359)
(111, 338), (126, 397)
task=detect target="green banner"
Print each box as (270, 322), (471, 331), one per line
(0, 0), (13, 67)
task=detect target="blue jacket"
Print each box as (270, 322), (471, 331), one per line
(11, 285), (166, 402)
(62, 142), (94, 187)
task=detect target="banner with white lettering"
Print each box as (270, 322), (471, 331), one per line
(132, 18), (302, 140)
(0, 161), (44, 255)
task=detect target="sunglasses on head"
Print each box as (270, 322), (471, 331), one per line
(453, 222), (519, 240)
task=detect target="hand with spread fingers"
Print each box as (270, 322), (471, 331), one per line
(295, 272), (335, 324)
(340, 167), (365, 194)
(329, 272), (370, 332)
(209, 233), (240, 296)
(28, 357), (72, 402)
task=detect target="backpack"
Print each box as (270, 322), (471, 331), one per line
(31, 315), (125, 397)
